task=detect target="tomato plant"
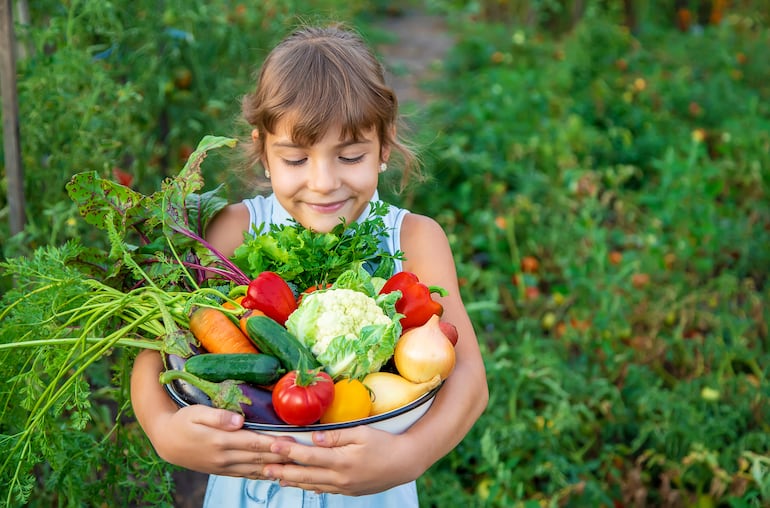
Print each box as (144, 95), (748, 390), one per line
(272, 369), (335, 425)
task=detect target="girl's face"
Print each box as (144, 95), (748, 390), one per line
(259, 119), (387, 233)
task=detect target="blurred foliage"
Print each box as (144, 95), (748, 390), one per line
(0, 2), (366, 506)
(408, 2), (770, 507)
(1, 0), (366, 268)
(1, 0), (770, 506)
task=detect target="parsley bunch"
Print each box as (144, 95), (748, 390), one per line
(230, 201), (404, 292)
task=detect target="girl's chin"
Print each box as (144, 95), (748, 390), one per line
(302, 217), (350, 233)
(299, 203), (367, 231)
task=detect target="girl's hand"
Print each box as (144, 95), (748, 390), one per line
(261, 426), (425, 496)
(150, 404), (294, 478)
(131, 349), (292, 479)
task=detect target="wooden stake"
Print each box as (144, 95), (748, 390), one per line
(1, 0), (26, 235)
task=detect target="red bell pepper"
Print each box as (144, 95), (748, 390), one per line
(379, 271), (448, 330)
(241, 271), (297, 326)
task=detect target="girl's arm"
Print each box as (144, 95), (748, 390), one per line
(388, 212), (489, 467)
(130, 349), (290, 477)
(130, 203), (291, 477)
(263, 213), (489, 495)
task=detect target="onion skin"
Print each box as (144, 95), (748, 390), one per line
(438, 320), (459, 346)
(394, 314), (456, 383)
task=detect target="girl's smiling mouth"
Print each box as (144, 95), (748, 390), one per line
(307, 200), (348, 214)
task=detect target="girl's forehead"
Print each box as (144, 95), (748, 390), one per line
(271, 115), (377, 146)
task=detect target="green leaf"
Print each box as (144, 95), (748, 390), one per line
(231, 202), (404, 291)
(64, 136), (241, 290)
(186, 185), (229, 238)
(65, 172), (149, 238)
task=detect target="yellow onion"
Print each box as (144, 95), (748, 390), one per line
(394, 314), (456, 383)
(363, 372), (441, 415)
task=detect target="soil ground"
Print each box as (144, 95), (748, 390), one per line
(375, 8), (454, 105)
(171, 9), (452, 507)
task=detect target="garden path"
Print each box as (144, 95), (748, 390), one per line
(375, 8), (454, 105)
(171, 8), (453, 508)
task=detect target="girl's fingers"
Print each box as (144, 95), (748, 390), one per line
(264, 464), (340, 493)
(185, 405), (244, 430)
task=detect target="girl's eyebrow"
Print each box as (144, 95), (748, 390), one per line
(271, 138), (373, 149)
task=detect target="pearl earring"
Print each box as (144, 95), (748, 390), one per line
(264, 168), (271, 179)
(379, 163), (388, 173)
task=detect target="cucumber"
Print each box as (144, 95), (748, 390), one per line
(245, 315), (320, 371)
(184, 353), (284, 385)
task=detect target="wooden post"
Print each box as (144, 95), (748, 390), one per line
(623, 0), (639, 35)
(1, 0), (26, 235)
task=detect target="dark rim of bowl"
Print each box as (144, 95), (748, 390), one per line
(164, 378), (442, 431)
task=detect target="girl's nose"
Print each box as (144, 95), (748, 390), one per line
(307, 159), (339, 192)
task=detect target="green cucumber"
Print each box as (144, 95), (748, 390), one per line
(245, 315), (320, 371)
(184, 353), (284, 385)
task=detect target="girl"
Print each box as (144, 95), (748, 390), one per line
(130, 23), (488, 507)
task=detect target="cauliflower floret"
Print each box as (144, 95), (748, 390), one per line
(286, 288), (397, 379)
(291, 288), (390, 355)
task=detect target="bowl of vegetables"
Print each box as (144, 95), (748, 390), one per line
(161, 264), (457, 446)
(163, 372), (443, 446)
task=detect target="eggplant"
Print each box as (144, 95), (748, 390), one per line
(159, 369), (283, 424)
(163, 344), (211, 406)
(160, 323), (210, 406)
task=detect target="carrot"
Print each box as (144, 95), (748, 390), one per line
(239, 308), (266, 336)
(222, 296), (245, 310)
(189, 307), (259, 354)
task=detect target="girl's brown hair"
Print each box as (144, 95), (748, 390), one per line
(240, 23), (420, 189)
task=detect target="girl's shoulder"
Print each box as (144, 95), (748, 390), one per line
(400, 212), (445, 239)
(205, 202), (251, 258)
(399, 213), (451, 273)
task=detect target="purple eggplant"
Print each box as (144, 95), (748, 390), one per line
(159, 369), (283, 424)
(163, 348), (212, 406)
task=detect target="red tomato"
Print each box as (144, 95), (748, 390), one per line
(520, 255), (540, 274)
(302, 283), (332, 294)
(298, 283), (332, 305)
(272, 369), (335, 425)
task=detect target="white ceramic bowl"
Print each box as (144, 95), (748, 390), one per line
(164, 374), (441, 446)
(241, 386), (440, 445)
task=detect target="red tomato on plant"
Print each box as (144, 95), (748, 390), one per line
(520, 255), (540, 274)
(272, 368), (334, 425)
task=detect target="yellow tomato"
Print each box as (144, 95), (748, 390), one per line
(320, 379), (372, 424)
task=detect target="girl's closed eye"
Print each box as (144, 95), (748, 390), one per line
(283, 157), (307, 166)
(339, 154), (365, 164)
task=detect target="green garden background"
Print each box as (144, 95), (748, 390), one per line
(1, 1), (769, 506)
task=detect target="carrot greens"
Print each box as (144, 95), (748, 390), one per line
(0, 136), (240, 506)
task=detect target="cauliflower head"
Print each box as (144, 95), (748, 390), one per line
(286, 288), (401, 380)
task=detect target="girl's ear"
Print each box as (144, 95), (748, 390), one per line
(381, 124), (396, 162)
(252, 129), (270, 170)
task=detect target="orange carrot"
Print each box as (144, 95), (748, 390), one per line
(239, 308), (266, 336)
(222, 296), (245, 310)
(189, 307), (259, 354)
